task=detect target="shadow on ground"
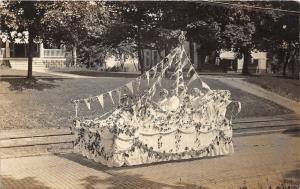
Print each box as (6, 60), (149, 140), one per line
(1, 176), (52, 189)
(0, 76), (70, 91)
(80, 174), (208, 189)
(60, 71), (141, 78)
(282, 127), (300, 137)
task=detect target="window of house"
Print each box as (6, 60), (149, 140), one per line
(153, 51), (158, 64)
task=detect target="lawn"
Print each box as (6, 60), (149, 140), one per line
(244, 75), (300, 102)
(0, 69), (292, 129)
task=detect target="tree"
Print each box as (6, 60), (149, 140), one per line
(1, 1), (47, 78)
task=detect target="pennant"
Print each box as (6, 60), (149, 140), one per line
(84, 98), (91, 110)
(187, 64), (194, 77)
(201, 81), (211, 91)
(117, 89), (122, 104)
(145, 71), (150, 86)
(152, 66), (157, 78)
(188, 73), (199, 86)
(108, 91), (115, 104)
(181, 58), (188, 69)
(97, 95), (104, 109)
(125, 82), (134, 94)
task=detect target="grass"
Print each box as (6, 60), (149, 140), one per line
(244, 75), (300, 102)
(0, 69), (293, 129)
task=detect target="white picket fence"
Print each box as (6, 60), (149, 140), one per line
(44, 49), (65, 58)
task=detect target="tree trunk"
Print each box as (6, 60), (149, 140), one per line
(27, 28), (34, 79)
(282, 52), (288, 76)
(137, 26), (144, 74)
(72, 46), (77, 67)
(189, 40), (194, 65)
(197, 51), (206, 71)
(241, 47), (251, 75)
(137, 46), (144, 74)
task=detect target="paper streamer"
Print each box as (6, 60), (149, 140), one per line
(84, 99), (91, 110)
(97, 95), (104, 109)
(108, 91), (115, 104)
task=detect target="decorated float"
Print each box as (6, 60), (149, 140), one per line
(71, 33), (241, 167)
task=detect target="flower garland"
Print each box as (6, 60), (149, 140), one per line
(74, 125), (232, 161)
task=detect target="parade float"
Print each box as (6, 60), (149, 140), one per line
(71, 33), (241, 167)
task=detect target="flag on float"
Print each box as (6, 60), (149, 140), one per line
(97, 94), (104, 109)
(188, 72), (199, 86)
(125, 82), (134, 94)
(84, 98), (91, 110)
(108, 91), (114, 104)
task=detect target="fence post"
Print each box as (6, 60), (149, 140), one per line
(40, 43), (44, 58)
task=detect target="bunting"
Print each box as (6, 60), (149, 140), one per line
(108, 91), (115, 104)
(84, 99), (91, 110)
(97, 95), (104, 109)
(125, 82), (134, 94)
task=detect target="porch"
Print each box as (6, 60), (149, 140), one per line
(0, 41), (69, 72)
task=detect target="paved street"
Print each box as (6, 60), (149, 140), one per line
(1, 132), (299, 189)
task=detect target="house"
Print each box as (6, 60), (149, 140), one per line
(219, 50), (267, 73)
(121, 41), (267, 74)
(0, 31), (68, 72)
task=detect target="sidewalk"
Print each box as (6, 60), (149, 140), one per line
(208, 76), (300, 114)
(1, 132), (299, 189)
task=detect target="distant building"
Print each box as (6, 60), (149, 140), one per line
(128, 41), (268, 74)
(0, 31), (68, 72)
